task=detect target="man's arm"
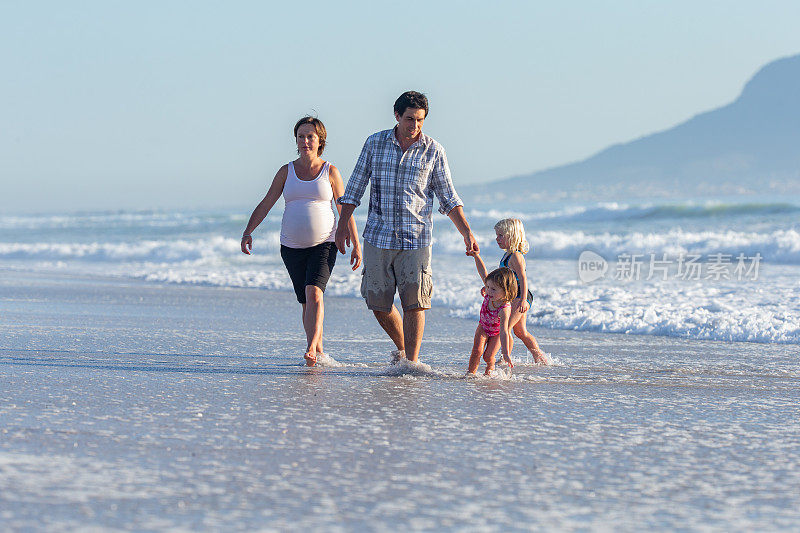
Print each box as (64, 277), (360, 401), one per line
(447, 206), (479, 255)
(335, 137), (372, 254)
(429, 146), (477, 254)
(335, 203), (357, 254)
(330, 165), (361, 269)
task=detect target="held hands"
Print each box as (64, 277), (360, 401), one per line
(334, 225), (351, 254)
(241, 235), (252, 255)
(463, 231), (479, 256)
(335, 225), (361, 271)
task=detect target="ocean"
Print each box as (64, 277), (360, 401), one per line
(2, 195), (800, 530)
(2, 194), (799, 344)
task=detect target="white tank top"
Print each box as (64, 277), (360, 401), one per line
(280, 161), (337, 248)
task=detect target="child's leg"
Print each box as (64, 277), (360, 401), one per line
(510, 311), (548, 364)
(468, 326), (488, 374)
(483, 334), (501, 375)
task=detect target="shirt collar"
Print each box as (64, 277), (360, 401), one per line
(389, 126), (428, 149)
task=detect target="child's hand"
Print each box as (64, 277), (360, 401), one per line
(466, 248), (479, 257)
(513, 297), (529, 314)
(480, 286), (487, 297)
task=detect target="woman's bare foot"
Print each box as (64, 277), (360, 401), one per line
(531, 349), (551, 365)
(304, 351), (317, 367)
(503, 354), (514, 368)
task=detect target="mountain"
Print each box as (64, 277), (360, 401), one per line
(469, 54), (800, 202)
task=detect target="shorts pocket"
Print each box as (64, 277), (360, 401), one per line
(360, 266), (368, 299)
(420, 266), (433, 302)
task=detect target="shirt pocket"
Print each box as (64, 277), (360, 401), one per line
(405, 157), (432, 193)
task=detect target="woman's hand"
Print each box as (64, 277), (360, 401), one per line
(241, 235), (252, 255)
(350, 244), (362, 270)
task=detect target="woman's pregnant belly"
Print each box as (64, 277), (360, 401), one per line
(280, 200), (336, 249)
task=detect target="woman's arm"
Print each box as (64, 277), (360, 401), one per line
(498, 306), (513, 367)
(329, 165), (361, 270)
(508, 251), (529, 313)
(241, 165), (288, 254)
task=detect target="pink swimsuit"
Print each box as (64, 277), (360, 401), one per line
(478, 295), (510, 336)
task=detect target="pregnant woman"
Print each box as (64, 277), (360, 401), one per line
(241, 117), (361, 366)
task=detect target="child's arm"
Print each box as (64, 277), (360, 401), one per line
(508, 251), (529, 313)
(467, 250), (489, 283)
(498, 306), (514, 368)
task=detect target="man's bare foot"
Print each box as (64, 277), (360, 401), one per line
(304, 351), (317, 367)
(390, 349), (406, 365)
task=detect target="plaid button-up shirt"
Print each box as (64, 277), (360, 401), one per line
(338, 128), (463, 250)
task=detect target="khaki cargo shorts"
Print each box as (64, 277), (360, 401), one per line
(361, 242), (433, 312)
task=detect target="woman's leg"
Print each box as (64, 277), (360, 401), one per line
(468, 326), (488, 374)
(510, 311), (547, 363)
(304, 285), (325, 359)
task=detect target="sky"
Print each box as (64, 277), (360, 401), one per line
(2, 1), (800, 214)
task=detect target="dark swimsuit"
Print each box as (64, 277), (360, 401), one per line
(500, 252), (534, 307)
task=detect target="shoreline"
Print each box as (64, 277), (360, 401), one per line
(1, 266), (792, 353)
(2, 268), (798, 530)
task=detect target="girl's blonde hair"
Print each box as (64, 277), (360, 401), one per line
(494, 218), (529, 254)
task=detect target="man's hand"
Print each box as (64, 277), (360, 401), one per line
(241, 235), (252, 255)
(446, 206), (478, 256)
(335, 225), (350, 254)
(464, 231), (479, 255)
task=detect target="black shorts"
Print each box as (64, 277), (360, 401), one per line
(280, 242), (338, 304)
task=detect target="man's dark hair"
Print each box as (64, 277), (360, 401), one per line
(394, 91), (429, 118)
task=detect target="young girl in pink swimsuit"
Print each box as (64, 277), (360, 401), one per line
(465, 257), (518, 376)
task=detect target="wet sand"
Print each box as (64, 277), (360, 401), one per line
(1, 270), (799, 531)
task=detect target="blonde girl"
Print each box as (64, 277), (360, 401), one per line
(493, 218), (550, 364)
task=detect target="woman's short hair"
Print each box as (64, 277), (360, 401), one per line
(485, 267), (518, 303)
(494, 218), (530, 254)
(394, 91), (429, 118)
(293, 116), (327, 155)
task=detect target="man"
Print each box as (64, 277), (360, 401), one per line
(335, 91), (478, 364)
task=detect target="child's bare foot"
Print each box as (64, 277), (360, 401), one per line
(304, 351), (317, 367)
(484, 363), (495, 376)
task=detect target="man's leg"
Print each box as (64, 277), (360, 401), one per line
(362, 242), (404, 359)
(395, 245), (432, 363)
(402, 307), (425, 362)
(373, 306), (405, 352)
